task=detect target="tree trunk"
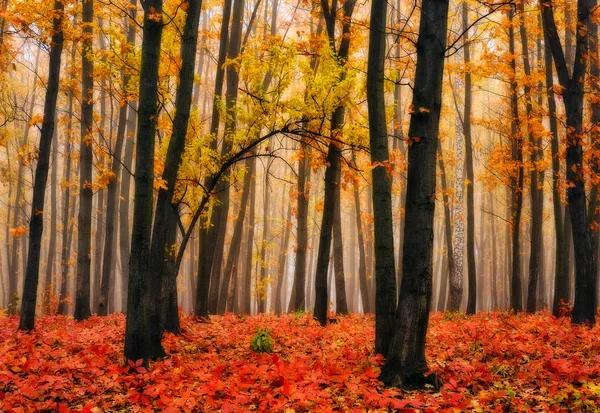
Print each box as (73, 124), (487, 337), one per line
(74, 0), (94, 321)
(313, 0), (355, 326)
(352, 154), (370, 314)
(241, 175), (256, 314)
(124, 0), (166, 363)
(541, 0), (596, 324)
(149, 0), (202, 334)
(332, 190), (348, 315)
(509, 8), (523, 312)
(274, 195), (291, 314)
(18, 0), (64, 330)
(98, 67), (130, 315)
(289, 139), (311, 312)
(218, 156), (254, 314)
(43, 124), (58, 312)
(518, 1), (543, 313)
(437, 145), (454, 312)
(367, 0), (395, 355)
(462, 2), (476, 315)
(379, 0), (449, 388)
(197, 0), (233, 318)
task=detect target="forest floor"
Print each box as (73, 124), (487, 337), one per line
(0, 311), (599, 412)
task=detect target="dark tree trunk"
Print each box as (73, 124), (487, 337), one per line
(587, 13), (600, 301)
(437, 145), (454, 312)
(275, 201), (291, 314)
(332, 180), (348, 315)
(314, 0), (355, 326)
(58, 52), (75, 315)
(544, 22), (566, 316)
(289, 139), (310, 312)
(258, 164), (271, 314)
(218, 156), (254, 315)
(18, 0), (64, 330)
(74, 0), (94, 322)
(314, 142), (340, 325)
(509, 8), (523, 312)
(148, 0), (202, 335)
(518, 1), (543, 313)
(352, 154), (370, 314)
(241, 176), (256, 314)
(10, 47), (41, 313)
(541, 0), (596, 324)
(98, 68), (129, 315)
(196, 0), (232, 318)
(380, 0), (449, 388)
(124, 0), (166, 363)
(43, 124), (58, 312)
(462, 3), (476, 315)
(367, 0), (396, 355)
(118, 0), (138, 314)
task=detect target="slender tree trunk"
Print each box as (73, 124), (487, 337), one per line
(518, 1), (543, 313)
(18, 0), (64, 330)
(367, 0), (395, 354)
(289, 140), (311, 312)
(43, 125), (58, 312)
(509, 8), (523, 311)
(257, 164), (271, 313)
(462, 2), (476, 315)
(196, 0), (233, 318)
(437, 145), (454, 312)
(58, 44), (75, 315)
(9, 47), (41, 313)
(352, 155), (370, 314)
(98, 72), (129, 315)
(450, 81), (464, 311)
(380, 0), (449, 388)
(332, 191), (348, 314)
(274, 196), (291, 314)
(242, 176), (256, 314)
(314, 0), (355, 326)
(74, 0), (94, 321)
(218, 156), (254, 314)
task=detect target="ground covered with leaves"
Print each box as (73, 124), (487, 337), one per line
(1, 311), (600, 412)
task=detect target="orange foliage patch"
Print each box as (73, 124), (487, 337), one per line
(0, 312), (600, 412)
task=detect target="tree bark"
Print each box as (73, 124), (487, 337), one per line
(18, 0), (64, 330)
(367, 0), (396, 355)
(379, 0), (449, 388)
(437, 145), (454, 312)
(196, 0), (232, 318)
(313, 0), (355, 326)
(509, 7), (523, 312)
(124, 0), (166, 363)
(518, 0), (543, 313)
(74, 0), (94, 321)
(541, 0), (596, 324)
(462, 2), (476, 315)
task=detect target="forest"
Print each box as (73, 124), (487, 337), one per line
(1, 0), (600, 410)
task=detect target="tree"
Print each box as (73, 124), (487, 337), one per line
(74, 0), (94, 322)
(18, 0), (65, 330)
(124, 0), (166, 363)
(540, 0), (597, 324)
(313, 0), (355, 325)
(367, 0), (396, 357)
(380, 0), (450, 388)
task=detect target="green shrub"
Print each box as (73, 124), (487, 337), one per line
(251, 328), (273, 354)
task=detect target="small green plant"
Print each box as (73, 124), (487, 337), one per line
(251, 328), (273, 354)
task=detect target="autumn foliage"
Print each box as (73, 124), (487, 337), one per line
(0, 312), (599, 412)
